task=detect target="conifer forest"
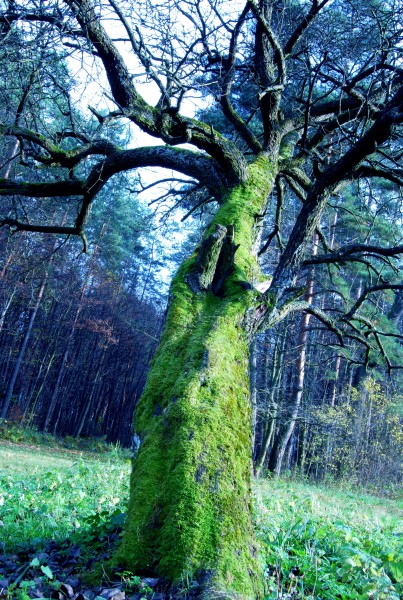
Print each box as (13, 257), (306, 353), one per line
(0, 1), (402, 598)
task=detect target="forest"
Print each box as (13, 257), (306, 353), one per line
(0, 0), (402, 599)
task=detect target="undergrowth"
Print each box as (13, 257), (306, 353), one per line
(1, 436), (402, 599)
(0, 450), (130, 553)
(255, 478), (403, 599)
(0, 421), (129, 457)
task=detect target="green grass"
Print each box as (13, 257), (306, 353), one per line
(0, 421), (129, 456)
(1, 436), (402, 599)
(255, 477), (403, 599)
(0, 440), (130, 552)
(0, 444), (76, 473)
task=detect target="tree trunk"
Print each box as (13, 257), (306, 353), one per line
(0, 289), (15, 333)
(1, 273), (47, 420)
(254, 329), (286, 476)
(273, 233), (318, 475)
(74, 347), (106, 437)
(116, 160), (276, 599)
(329, 354), (341, 408)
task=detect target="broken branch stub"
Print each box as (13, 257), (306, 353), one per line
(187, 224), (237, 294)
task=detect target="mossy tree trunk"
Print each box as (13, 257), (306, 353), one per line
(116, 158), (277, 598)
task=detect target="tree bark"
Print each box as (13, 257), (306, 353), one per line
(274, 233), (318, 476)
(1, 273), (47, 420)
(116, 159), (276, 599)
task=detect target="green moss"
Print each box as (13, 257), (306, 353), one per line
(116, 157), (276, 598)
(208, 156), (276, 284)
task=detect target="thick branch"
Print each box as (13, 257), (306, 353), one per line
(0, 124), (119, 168)
(63, 0), (147, 112)
(354, 165), (403, 187)
(314, 84), (403, 189)
(63, 0), (248, 184)
(284, 0), (332, 56)
(0, 145), (227, 202)
(82, 146), (227, 198)
(307, 64), (403, 118)
(302, 303), (344, 345)
(345, 284), (403, 319)
(0, 11), (66, 29)
(106, 0), (167, 100)
(249, 0), (285, 149)
(248, 1), (285, 87)
(303, 244), (403, 267)
(0, 218), (87, 251)
(0, 219), (80, 235)
(0, 179), (83, 197)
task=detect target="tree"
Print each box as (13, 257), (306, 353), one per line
(252, 175), (402, 479)
(0, 0), (402, 597)
(0, 186), (162, 440)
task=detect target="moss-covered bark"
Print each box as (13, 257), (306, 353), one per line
(116, 158), (276, 598)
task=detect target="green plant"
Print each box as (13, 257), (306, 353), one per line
(4, 557), (55, 600)
(2, 436), (401, 599)
(113, 570), (153, 596)
(0, 445), (129, 552)
(255, 479), (403, 599)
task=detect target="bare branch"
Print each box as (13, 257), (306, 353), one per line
(345, 284), (403, 319)
(304, 244), (403, 267)
(219, 3), (262, 154)
(284, 0), (332, 56)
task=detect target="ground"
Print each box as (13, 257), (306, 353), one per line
(0, 435), (402, 599)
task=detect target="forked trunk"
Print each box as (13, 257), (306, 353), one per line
(116, 158), (276, 598)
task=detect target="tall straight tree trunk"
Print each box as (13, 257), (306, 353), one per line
(24, 350), (57, 425)
(1, 273), (47, 420)
(254, 328), (286, 476)
(274, 233), (318, 476)
(74, 347), (106, 437)
(330, 354), (342, 408)
(0, 289), (15, 333)
(44, 226), (105, 432)
(43, 340), (70, 432)
(117, 159), (276, 599)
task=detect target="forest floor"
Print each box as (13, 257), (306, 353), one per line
(0, 437), (402, 599)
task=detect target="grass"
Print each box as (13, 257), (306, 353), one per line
(0, 433), (402, 599)
(0, 440), (130, 553)
(0, 444), (76, 474)
(0, 421), (129, 456)
(255, 477), (403, 599)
